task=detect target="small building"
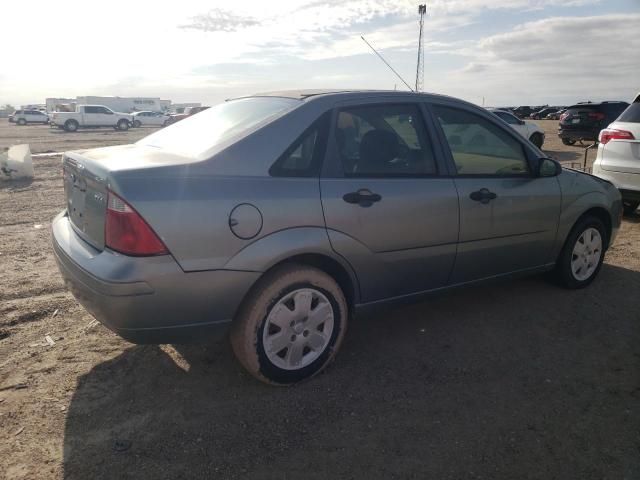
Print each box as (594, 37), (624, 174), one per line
(160, 100), (172, 112)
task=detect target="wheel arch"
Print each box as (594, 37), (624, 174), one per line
(558, 206), (613, 261)
(261, 253), (359, 311)
(223, 227), (360, 310)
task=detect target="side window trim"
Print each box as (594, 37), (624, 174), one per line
(269, 111), (330, 178)
(424, 101), (537, 178)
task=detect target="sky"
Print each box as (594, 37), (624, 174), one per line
(1, 0), (639, 108)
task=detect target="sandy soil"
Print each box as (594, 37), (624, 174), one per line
(0, 119), (638, 479)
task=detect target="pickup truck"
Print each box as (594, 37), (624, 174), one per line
(50, 105), (133, 132)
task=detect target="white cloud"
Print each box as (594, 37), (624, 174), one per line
(0, 0), (632, 106)
(435, 13), (640, 105)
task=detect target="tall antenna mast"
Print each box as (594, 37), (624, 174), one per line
(415, 4), (427, 92)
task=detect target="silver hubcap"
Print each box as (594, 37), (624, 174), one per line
(262, 288), (334, 370)
(571, 227), (602, 281)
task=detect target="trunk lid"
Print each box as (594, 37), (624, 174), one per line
(62, 144), (194, 250)
(63, 154), (109, 250)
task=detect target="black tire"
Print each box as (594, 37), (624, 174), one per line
(555, 215), (607, 289)
(230, 264), (348, 385)
(529, 132), (544, 148)
(562, 138), (576, 146)
(17, 118), (26, 126)
(623, 200), (639, 216)
(117, 119), (130, 131)
(133, 120), (142, 128)
(63, 120), (78, 132)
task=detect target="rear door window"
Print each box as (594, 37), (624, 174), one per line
(334, 104), (437, 177)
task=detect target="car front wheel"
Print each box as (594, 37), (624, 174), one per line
(562, 138), (576, 146)
(117, 120), (130, 131)
(132, 120), (142, 128)
(231, 264), (348, 385)
(555, 216), (606, 289)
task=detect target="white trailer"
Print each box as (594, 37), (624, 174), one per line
(75, 96), (162, 113)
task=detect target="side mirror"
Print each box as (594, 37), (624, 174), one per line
(537, 157), (561, 177)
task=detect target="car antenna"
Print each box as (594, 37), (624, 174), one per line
(361, 36), (414, 92)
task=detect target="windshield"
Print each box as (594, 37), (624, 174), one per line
(138, 97), (299, 158)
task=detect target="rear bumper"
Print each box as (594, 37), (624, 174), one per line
(52, 211), (260, 344)
(592, 164), (640, 199)
(558, 128), (597, 141)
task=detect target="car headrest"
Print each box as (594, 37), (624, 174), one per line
(359, 129), (399, 169)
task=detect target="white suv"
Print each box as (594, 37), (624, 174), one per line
(488, 109), (545, 148)
(10, 109), (50, 125)
(592, 93), (640, 215)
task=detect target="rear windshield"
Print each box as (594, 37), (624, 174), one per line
(138, 97), (299, 158)
(617, 103), (640, 123)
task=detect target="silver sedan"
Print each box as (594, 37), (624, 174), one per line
(52, 90), (622, 384)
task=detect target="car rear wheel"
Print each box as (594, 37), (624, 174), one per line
(555, 216), (606, 289)
(561, 138), (576, 146)
(117, 119), (130, 131)
(63, 120), (78, 132)
(623, 201), (639, 216)
(529, 132), (544, 148)
(230, 264), (348, 385)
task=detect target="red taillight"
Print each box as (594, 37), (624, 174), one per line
(599, 128), (635, 145)
(588, 112), (605, 120)
(560, 113), (568, 122)
(105, 190), (168, 256)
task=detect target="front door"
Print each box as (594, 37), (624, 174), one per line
(320, 101), (459, 303)
(429, 103), (561, 284)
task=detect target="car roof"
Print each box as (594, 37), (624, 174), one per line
(567, 101), (629, 108)
(234, 89), (470, 106)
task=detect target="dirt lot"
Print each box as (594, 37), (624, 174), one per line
(0, 119), (638, 479)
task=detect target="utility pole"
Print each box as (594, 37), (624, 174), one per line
(415, 4), (427, 92)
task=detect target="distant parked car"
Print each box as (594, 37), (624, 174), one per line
(531, 107), (562, 120)
(131, 111), (170, 128)
(592, 93), (640, 215)
(512, 106), (536, 119)
(489, 109), (545, 148)
(52, 90), (621, 385)
(10, 109), (49, 125)
(558, 101), (629, 145)
(164, 106), (210, 126)
(547, 109), (566, 120)
(50, 105), (133, 132)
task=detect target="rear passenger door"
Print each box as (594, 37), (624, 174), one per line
(320, 100), (459, 303)
(428, 102), (561, 283)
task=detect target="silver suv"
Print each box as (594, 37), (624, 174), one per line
(52, 90), (622, 384)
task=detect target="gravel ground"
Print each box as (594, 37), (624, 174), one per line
(0, 119), (638, 480)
